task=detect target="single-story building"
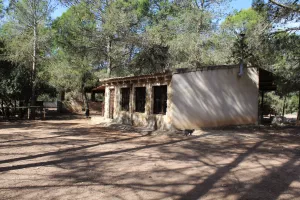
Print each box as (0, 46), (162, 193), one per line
(96, 65), (275, 130)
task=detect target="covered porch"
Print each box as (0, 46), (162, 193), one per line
(259, 68), (277, 123)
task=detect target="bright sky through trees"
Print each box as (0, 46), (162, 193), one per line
(51, 0), (253, 19)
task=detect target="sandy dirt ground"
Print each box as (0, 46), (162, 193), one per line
(0, 119), (300, 200)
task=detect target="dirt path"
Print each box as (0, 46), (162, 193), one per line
(0, 119), (300, 200)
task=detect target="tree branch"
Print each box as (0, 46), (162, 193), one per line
(270, 26), (300, 34)
(269, 0), (300, 12)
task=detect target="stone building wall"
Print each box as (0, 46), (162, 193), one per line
(104, 87), (110, 118)
(103, 67), (259, 130)
(104, 79), (172, 130)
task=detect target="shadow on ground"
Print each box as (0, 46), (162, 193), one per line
(0, 119), (299, 200)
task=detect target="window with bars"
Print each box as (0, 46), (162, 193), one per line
(135, 87), (146, 113)
(120, 88), (130, 111)
(153, 85), (167, 115)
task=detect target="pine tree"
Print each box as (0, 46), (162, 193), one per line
(3, 0), (54, 118)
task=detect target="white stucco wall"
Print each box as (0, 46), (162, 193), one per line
(171, 67), (259, 129)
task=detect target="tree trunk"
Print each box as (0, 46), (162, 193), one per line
(260, 91), (264, 123)
(197, 0), (205, 33)
(60, 90), (65, 101)
(82, 88), (89, 118)
(107, 38), (112, 77)
(14, 100), (17, 117)
(30, 8), (37, 119)
(81, 75), (90, 117)
(282, 95), (286, 117)
(1, 99), (4, 118)
(297, 91), (300, 120)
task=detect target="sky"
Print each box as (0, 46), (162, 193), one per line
(51, 0), (254, 19)
(229, 0), (252, 11)
(52, 4), (68, 19)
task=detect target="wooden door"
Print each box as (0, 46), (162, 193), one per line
(109, 89), (115, 119)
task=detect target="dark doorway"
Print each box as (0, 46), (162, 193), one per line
(153, 85), (167, 114)
(120, 88), (130, 111)
(135, 87), (146, 113)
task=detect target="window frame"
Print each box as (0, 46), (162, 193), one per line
(153, 85), (167, 115)
(120, 87), (130, 111)
(135, 87), (146, 113)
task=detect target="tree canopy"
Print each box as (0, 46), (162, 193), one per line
(0, 0), (299, 118)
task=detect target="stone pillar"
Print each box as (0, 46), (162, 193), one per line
(165, 81), (173, 130)
(104, 87), (110, 118)
(145, 83), (152, 115)
(114, 86), (119, 117)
